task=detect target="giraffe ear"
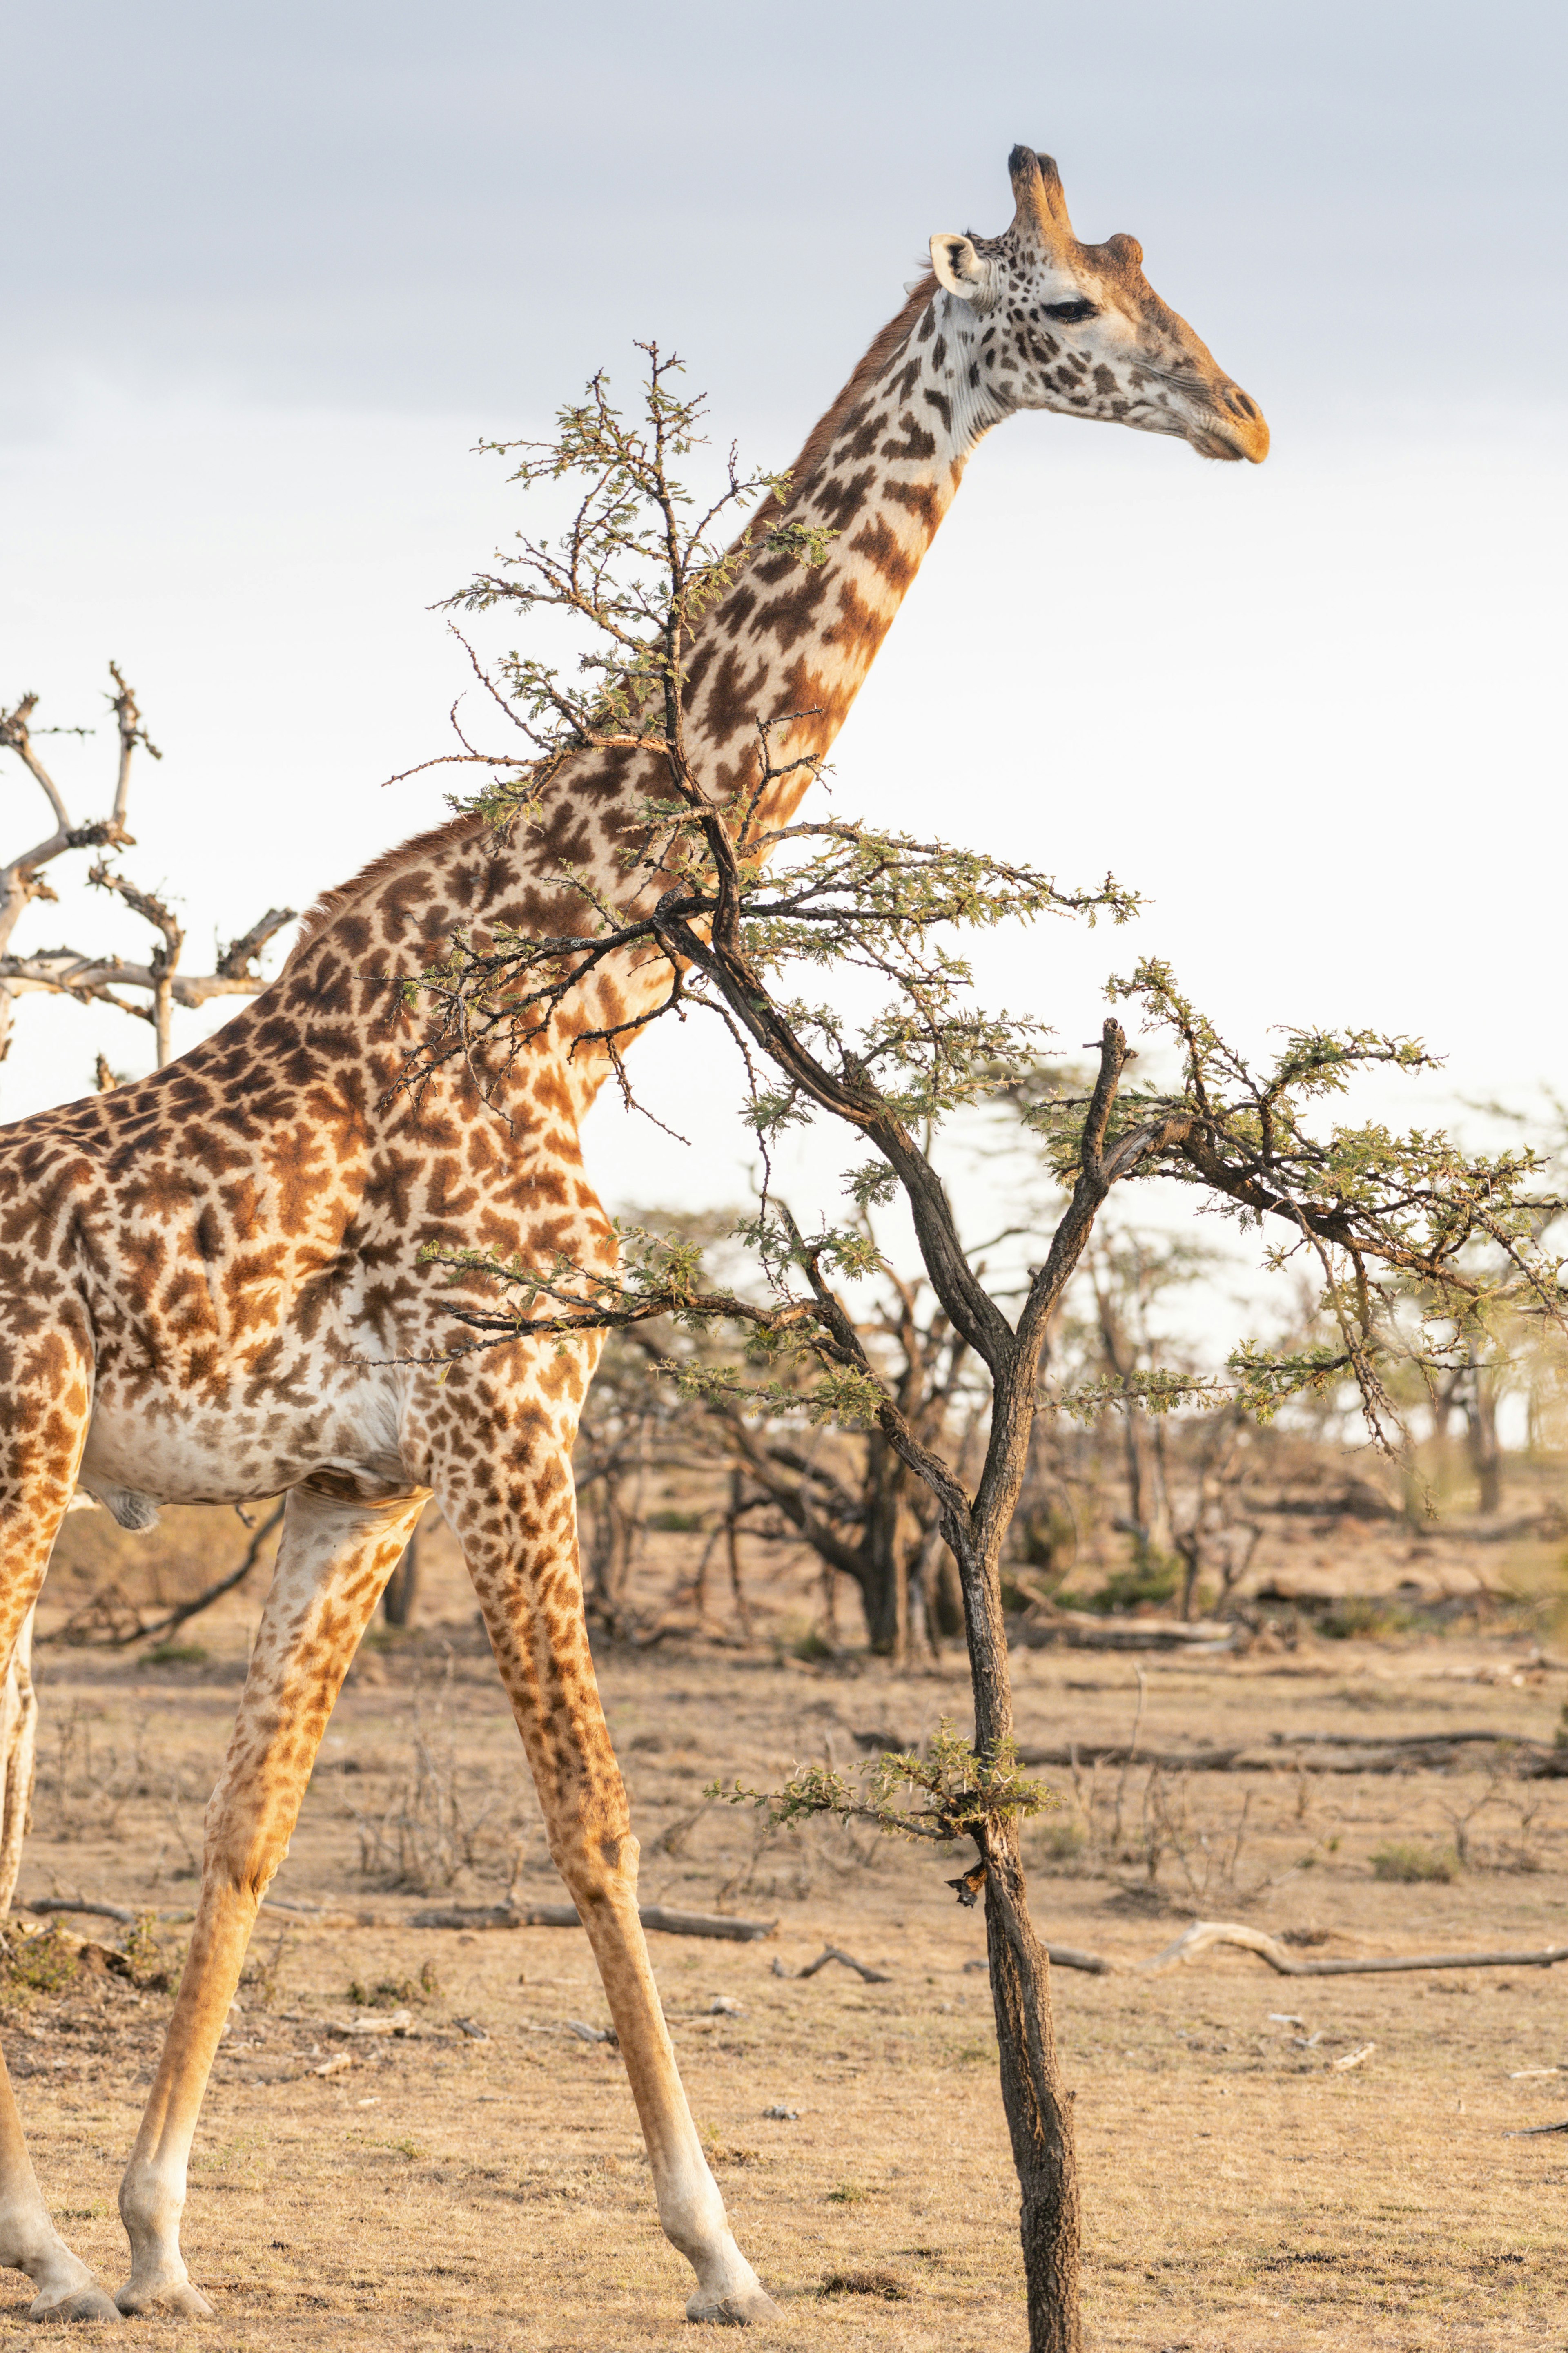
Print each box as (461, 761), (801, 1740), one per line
(929, 233), (998, 309)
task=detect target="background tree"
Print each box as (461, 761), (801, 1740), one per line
(574, 1226), (974, 1661)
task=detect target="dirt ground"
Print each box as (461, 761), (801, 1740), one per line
(4, 1508), (1567, 2351)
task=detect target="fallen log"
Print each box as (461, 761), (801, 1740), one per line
(638, 1905), (777, 1943)
(407, 1900), (777, 1943)
(1015, 1734), (1568, 1778)
(1045, 1943), (1114, 1975)
(964, 1945), (1114, 1976)
(1144, 1919), (1568, 1976)
(1020, 1744), (1246, 1772)
(1019, 1613), (1237, 1653)
(1281, 1729), (1532, 1749)
(22, 1897), (137, 1925)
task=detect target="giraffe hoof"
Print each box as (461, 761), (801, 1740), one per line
(686, 2286), (781, 2326)
(114, 2277), (215, 2320)
(27, 2285), (122, 2324)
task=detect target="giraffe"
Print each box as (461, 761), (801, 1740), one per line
(0, 146), (1266, 2326)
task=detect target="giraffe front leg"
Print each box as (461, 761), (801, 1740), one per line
(454, 1459), (778, 2327)
(114, 1482), (423, 2317)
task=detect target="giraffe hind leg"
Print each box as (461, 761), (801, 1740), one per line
(433, 1429), (779, 2327)
(0, 1336), (121, 2321)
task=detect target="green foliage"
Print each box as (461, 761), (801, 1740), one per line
(0, 1923), (79, 2005)
(1087, 1554), (1182, 1614)
(435, 348), (834, 817)
(1369, 1841), (1458, 1884)
(1033, 1816), (1089, 1863)
(711, 1719), (1056, 1847)
(121, 1911), (173, 1992)
(1319, 1594), (1415, 1640)
(349, 1972), (428, 2009)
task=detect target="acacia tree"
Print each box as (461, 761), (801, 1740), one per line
(706, 1255), (972, 1658)
(572, 1231), (973, 1657)
(387, 354), (1564, 2351)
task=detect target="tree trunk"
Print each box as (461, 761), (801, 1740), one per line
(984, 1825), (1082, 2353)
(381, 1526), (420, 1627)
(1094, 1271), (1172, 1564)
(1120, 1397), (1172, 1559)
(1466, 1361), (1501, 1517)
(957, 1528), (1082, 2349)
(726, 1472), (754, 1638)
(0, 1607), (38, 1917)
(927, 1542), (965, 1642)
(859, 1436), (906, 1657)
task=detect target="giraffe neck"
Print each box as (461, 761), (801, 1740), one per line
(290, 283), (1000, 1126)
(680, 281), (997, 819)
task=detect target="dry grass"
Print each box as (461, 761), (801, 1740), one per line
(3, 1518), (1567, 2348)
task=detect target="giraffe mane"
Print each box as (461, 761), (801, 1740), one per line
(287, 273), (941, 965)
(739, 272), (940, 543)
(287, 811), (492, 959)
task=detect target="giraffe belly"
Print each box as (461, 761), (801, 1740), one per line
(76, 1365), (415, 1515)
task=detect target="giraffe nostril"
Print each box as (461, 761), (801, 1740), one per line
(1227, 388), (1259, 421)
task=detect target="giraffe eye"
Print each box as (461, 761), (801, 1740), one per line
(1041, 299), (1098, 323)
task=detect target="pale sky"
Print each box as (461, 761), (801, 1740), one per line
(3, 0), (1565, 1240)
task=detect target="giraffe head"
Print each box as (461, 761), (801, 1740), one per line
(929, 145), (1268, 463)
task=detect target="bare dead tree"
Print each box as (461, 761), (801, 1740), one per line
(0, 666), (295, 1076)
(0, 665), (296, 1899)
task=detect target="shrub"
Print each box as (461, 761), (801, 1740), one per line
(1087, 1555), (1181, 1614)
(1370, 1841), (1457, 1883)
(820, 2269), (909, 2300)
(1320, 1597), (1412, 1641)
(0, 1924), (79, 2005)
(1033, 1816), (1089, 1863)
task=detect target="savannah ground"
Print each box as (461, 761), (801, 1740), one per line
(4, 1490), (1566, 2351)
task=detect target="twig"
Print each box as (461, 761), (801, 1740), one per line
(790, 1945), (892, 1983)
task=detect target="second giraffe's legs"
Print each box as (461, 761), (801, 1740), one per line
(114, 1482), (423, 2317)
(442, 1436), (778, 2326)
